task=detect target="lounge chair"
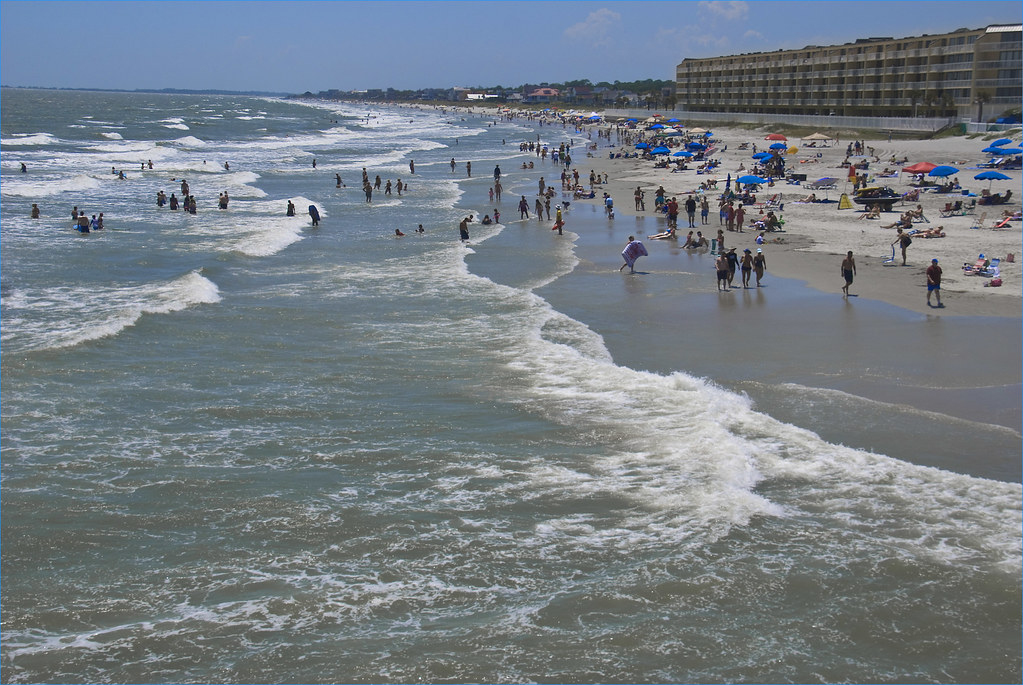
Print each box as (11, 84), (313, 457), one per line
(938, 202), (956, 218)
(969, 212), (988, 230)
(962, 255), (990, 274)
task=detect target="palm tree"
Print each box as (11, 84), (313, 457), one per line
(974, 90), (991, 123)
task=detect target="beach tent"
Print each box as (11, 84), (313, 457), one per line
(902, 162), (936, 174)
(688, 127), (709, 135)
(803, 132), (832, 141)
(765, 133), (787, 141)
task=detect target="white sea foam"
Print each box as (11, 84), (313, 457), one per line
(0, 173), (103, 197)
(100, 132), (123, 140)
(163, 123), (190, 130)
(1, 270), (221, 353)
(1, 132), (60, 146)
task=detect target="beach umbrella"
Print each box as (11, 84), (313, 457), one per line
(752, 152), (773, 160)
(687, 142), (706, 150)
(635, 142), (649, 149)
(666, 118), (681, 123)
(765, 133), (787, 141)
(649, 123), (665, 129)
(974, 169), (1011, 190)
(927, 165), (959, 177)
(626, 118), (637, 122)
(673, 150), (694, 157)
(737, 175), (767, 185)
(769, 142), (787, 150)
(981, 146), (1007, 154)
(650, 146), (671, 155)
(902, 162), (936, 174)
(688, 127), (709, 135)
(997, 147), (1023, 154)
(990, 138), (1013, 146)
(975, 170), (1011, 181)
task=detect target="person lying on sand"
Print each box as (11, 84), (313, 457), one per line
(858, 204), (882, 220)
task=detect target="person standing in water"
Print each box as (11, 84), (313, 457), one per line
(620, 236), (648, 273)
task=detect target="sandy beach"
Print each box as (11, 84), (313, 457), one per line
(546, 121), (1021, 318)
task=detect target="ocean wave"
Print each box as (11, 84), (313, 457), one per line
(1, 270), (221, 353)
(1, 132), (60, 146)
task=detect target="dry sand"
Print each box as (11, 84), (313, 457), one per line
(549, 122), (1020, 318)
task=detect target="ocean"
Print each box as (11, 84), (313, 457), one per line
(1, 88), (1019, 684)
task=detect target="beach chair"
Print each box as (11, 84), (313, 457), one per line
(969, 212), (988, 230)
(753, 194), (778, 209)
(962, 255), (989, 274)
(961, 199), (977, 215)
(938, 202), (955, 218)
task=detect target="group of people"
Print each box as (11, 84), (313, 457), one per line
(70, 206), (104, 233)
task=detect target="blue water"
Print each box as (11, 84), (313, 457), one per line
(2, 89), (1019, 684)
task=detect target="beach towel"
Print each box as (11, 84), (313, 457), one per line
(622, 240), (648, 267)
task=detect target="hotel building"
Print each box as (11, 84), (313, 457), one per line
(675, 24), (1021, 121)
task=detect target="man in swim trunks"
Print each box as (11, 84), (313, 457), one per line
(841, 251), (856, 296)
(926, 258), (942, 307)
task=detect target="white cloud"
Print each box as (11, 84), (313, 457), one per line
(698, 1), (750, 21)
(563, 8), (622, 47)
(743, 29), (764, 41)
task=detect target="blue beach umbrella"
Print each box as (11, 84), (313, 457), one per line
(687, 142), (706, 150)
(975, 170), (1011, 181)
(737, 174), (767, 185)
(673, 150), (694, 157)
(982, 146), (1008, 154)
(997, 147), (1023, 155)
(990, 138), (1013, 146)
(650, 146), (671, 155)
(635, 142), (650, 149)
(927, 165), (959, 177)
(975, 169), (1011, 190)
(649, 124), (665, 130)
(752, 152), (773, 160)
(769, 142), (787, 150)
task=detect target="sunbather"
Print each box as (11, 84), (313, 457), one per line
(859, 204), (882, 220)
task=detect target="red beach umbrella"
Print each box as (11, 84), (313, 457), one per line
(765, 133), (787, 141)
(902, 162), (937, 174)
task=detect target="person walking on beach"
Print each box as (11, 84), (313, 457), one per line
(926, 258), (943, 307)
(466, 161), (471, 177)
(685, 196), (697, 228)
(534, 197), (544, 221)
(740, 248), (754, 288)
(494, 165), (501, 182)
(553, 205), (564, 235)
(635, 186), (645, 211)
(893, 228), (912, 266)
(716, 252), (730, 291)
(700, 196), (710, 225)
(725, 247), (738, 287)
(841, 251), (857, 296)
(518, 196), (529, 219)
(409, 160), (414, 174)
(495, 180), (502, 202)
(753, 248), (767, 287)
(620, 236), (648, 273)
(735, 203), (746, 233)
(450, 158), (456, 172)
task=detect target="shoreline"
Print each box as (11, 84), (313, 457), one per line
(440, 102), (1020, 319)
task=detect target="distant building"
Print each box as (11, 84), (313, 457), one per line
(676, 24), (1022, 120)
(524, 87), (560, 104)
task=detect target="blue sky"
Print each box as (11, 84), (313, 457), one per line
(1, 1), (1019, 93)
